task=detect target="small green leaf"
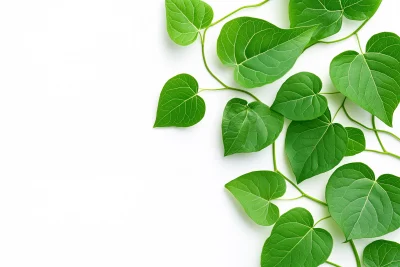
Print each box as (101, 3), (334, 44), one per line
(217, 17), (315, 88)
(326, 162), (400, 240)
(222, 98), (284, 156)
(345, 127), (366, 156)
(289, 0), (382, 44)
(225, 171), (286, 226)
(154, 74), (205, 127)
(271, 72), (328, 121)
(330, 32), (400, 127)
(261, 208), (333, 267)
(166, 0), (213, 46)
(285, 109), (348, 183)
(363, 240), (400, 267)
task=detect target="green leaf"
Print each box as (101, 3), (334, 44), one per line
(330, 32), (400, 127)
(222, 98), (284, 156)
(271, 72), (328, 121)
(166, 0), (213, 46)
(261, 208), (333, 267)
(154, 74), (205, 127)
(364, 240), (400, 267)
(217, 17), (315, 88)
(345, 127), (366, 156)
(225, 171), (286, 226)
(289, 0), (382, 44)
(285, 109), (348, 183)
(326, 162), (400, 240)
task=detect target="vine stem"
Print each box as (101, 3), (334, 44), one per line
(355, 33), (364, 53)
(272, 143), (328, 207)
(332, 97), (346, 121)
(321, 92), (341, 95)
(199, 88), (260, 102)
(326, 261), (342, 267)
(208, 0), (270, 28)
(314, 216), (331, 227)
(372, 115), (387, 152)
(349, 240), (361, 267)
(364, 149), (400, 160)
(317, 19), (370, 44)
(342, 100), (400, 141)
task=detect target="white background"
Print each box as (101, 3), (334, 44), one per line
(0, 0), (399, 266)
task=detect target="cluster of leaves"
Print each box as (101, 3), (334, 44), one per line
(156, 0), (400, 266)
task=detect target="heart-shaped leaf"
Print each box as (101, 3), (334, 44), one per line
(154, 74), (205, 127)
(225, 171), (286, 226)
(326, 162), (400, 240)
(271, 72), (328, 121)
(330, 32), (400, 127)
(285, 109), (348, 183)
(222, 98), (284, 156)
(289, 0), (382, 44)
(217, 17), (315, 88)
(345, 127), (366, 156)
(166, 0), (213, 46)
(261, 208), (333, 267)
(364, 240), (400, 267)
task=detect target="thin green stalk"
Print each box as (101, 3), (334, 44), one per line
(277, 170), (328, 207)
(278, 195), (303, 201)
(372, 116), (386, 152)
(355, 33), (364, 54)
(333, 97), (346, 121)
(200, 31), (229, 88)
(349, 240), (361, 267)
(272, 142), (278, 171)
(326, 260), (342, 267)
(342, 101), (400, 142)
(314, 216), (331, 227)
(199, 88), (260, 102)
(208, 0), (270, 28)
(318, 19), (370, 44)
(199, 33), (260, 102)
(321, 92), (341, 95)
(365, 149), (400, 160)
(272, 142), (327, 206)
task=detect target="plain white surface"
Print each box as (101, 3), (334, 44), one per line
(0, 0), (399, 266)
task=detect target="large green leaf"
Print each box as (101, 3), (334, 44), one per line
(225, 171), (286, 226)
(326, 162), (400, 240)
(285, 109), (348, 183)
(154, 74), (205, 127)
(330, 32), (400, 127)
(271, 72), (328, 121)
(217, 17), (315, 88)
(166, 0), (213, 46)
(261, 208), (333, 267)
(289, 0), (382, 44)
(364, 240), (400, 267)
(345, 127), (366, 156)
(222, 98), (284, 156)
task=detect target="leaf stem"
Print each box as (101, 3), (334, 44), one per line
(208, 0), (270, 28)
(355, 33), (364, 54)
(314, 216), (331, 227)
(199, 32), (260, 102)
(326, 260), (342, 267)
(277, 170), (328, 207)
(364, 149), (400, 160)
(199, 88), (261, 101)
(333, 97), (346, 121)
(372, 116), (386, 152)
(321, 92), (341, 95)
(272, 142), (278, 172)
(317, 19), (370, 44)
(349, 240), (361, 267)
(342, 100), (400, 141)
